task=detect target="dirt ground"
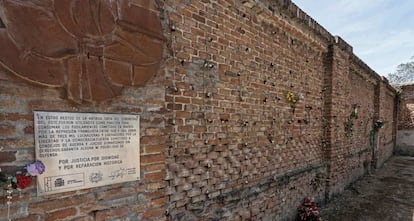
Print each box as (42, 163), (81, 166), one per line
(320, 156), (414, 221)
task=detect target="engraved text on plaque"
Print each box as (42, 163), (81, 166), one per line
(34, 111), (140, 195)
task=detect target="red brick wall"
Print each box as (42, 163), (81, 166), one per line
(377, 82), (396, 166)
(0, 68), (168, 220)
(324, 52), (377, 197)
(323, 50), (397, 198)
(398, 84), (414, 130)
(164, 1), (330, 219)
(0, 42), (168, 221)
(0, 0), (397, 220)
(396, 83), (414, 155)
(164, 1), (396, 220)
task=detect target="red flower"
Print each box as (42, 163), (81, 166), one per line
(16, 174), (32, 189)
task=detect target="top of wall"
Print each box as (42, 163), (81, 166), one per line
(393, 82), (414, 87)
(259, 0), (396, 94)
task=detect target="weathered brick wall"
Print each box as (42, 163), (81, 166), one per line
(164, 0), (396, 220)
(0, 0), (169, 219)
(396, 83), (414, 155)
(377, 81), (396, 166)
(398, 84), (414, 130)
(325, 53), (377, 197)
(0, 68), (168, 220)
(0, 0), (398, 221)
(164, 1), (329, 219)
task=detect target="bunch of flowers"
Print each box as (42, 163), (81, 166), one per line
(297, 197), (321, 221)
(305, 106), (313, 113)
(0, 160), (45, 190)
(286, 91), (302, 114)
(286, 91), (300, 104)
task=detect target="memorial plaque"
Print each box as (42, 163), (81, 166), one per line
(33, 111), (140, 195)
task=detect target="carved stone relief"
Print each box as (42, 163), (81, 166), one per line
(0, 0), (164, 103)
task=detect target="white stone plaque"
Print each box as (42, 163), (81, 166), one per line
(33, 111), (140, 195)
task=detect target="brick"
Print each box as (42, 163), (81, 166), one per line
(30, 194), (93, 213)
(141, 153), (165, 164)
(0, 124), (15, 135)
(145, 171), (165, 180)
(146, 182), (167, 191)
(146, 189), (166, 200)
(143, 128), (162, 136)
(95, 207), (129, 221)
(45, 208), (77, 221)
(0, 113), (33, 121)
(175, 97), (191, 103)
(141, 135), (167, 145)
(192, 14), (205, 23)
(142, 208), (165, 219)
(149, 196), (167, 208)
(143, 163), (165, 172)
(187, 188), (201, 197)
(95, 187), (135, 201)
(144, 145), (165, 154)
(0, 151), (16, 162)
(0, 138), (33, 149)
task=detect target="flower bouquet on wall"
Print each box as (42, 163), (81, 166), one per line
(297, 197), (322, 221)
(0, 160), (45, 191)
(1, 160), (45, 220)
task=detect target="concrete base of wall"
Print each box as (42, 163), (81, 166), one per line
(396, 130), (414, 156)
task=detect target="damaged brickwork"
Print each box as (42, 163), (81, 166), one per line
(0, 0), (397, 221)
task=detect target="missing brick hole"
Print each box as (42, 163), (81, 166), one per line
(0, 17), (5, 29)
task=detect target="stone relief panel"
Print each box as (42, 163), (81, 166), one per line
(0, 0), (164, 103)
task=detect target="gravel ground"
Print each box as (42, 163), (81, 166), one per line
(319, 156), (414, 221)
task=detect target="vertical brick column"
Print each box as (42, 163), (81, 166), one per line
(323, 36), (353, 198)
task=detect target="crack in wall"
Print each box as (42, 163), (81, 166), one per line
(0, 16), (5, 28)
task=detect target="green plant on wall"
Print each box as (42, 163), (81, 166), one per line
(344, 120), (354, 137)
(344, 104), (359, 137)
